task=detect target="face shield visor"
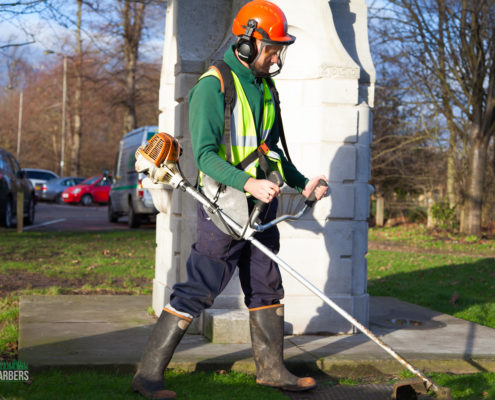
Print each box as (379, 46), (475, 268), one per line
(250, 41), (290, 78)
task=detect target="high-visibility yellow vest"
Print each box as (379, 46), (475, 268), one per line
(198, 68), (285, 181)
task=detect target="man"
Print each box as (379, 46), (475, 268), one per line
(132, 1), (327, 399)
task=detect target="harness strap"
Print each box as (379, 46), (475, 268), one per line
(266, 78), (292, 164)
(236, 142), (271, 177)
(211, 60), (236, 165)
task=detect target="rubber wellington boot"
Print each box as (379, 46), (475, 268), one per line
(132, 308), (191, 399)
(249, 304), (316, 392)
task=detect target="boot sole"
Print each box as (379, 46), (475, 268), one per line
(131, 381), (177, 399)
(256, 381), (317, 392)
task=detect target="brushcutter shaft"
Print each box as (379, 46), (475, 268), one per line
(246, 235), (440, 394)
(173, 173), (450, 398)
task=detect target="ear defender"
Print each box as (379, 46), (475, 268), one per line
(235, 19), (258, 64)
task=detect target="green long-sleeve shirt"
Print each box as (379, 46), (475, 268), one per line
(188, 45), (308, 194)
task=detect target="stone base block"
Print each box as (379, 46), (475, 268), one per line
(284, 293), (369, 335)
(203, 309), (251, 344)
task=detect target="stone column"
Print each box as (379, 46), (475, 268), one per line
(153, 0), (375, 335)
(268, 0), (375, 334)
(153, 0), (244, 333)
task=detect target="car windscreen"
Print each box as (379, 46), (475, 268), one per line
(80, 176), (100, 185)
(26, 171), (57, 180)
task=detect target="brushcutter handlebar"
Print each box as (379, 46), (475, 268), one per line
(251, 178), (328, 234)
(304, 179), (328, 208)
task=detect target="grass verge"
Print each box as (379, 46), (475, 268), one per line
(0, 229), (156, 359)
(0, 370), (494, 399)
(1, 226), (495, 399)
(0, 370), (288, 400)
(367, 251), (495, 328)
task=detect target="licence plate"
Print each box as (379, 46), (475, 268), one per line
(62, 193), (69, 198)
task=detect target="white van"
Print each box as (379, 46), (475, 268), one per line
(108, 126), (158, 228)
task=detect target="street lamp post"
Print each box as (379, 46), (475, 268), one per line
(45, 50), (68, 176)
(60, 55), (67, 176)
(16, 90), (23, 163)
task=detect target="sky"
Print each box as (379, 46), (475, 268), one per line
(0, 2), (166, 82)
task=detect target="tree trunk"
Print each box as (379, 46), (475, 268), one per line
(426, 191), (435, 229)
(463, 135), (490, 235)
(121, 0), (145, 135)
(70, 0), (83, 176)
(446, 128), (457, 209)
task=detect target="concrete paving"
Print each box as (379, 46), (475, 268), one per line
(18, 294), (495, 380)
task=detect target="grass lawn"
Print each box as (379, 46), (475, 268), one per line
(1, 226), (495, 399)
(0, 370), (289, 400)
(368, 225), (495, 329)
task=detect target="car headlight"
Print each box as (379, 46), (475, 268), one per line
(73, 188), (81, 194)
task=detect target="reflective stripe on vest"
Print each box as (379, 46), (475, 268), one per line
(198, 68), (283, 179)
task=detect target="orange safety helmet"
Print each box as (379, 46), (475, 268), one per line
(232, 0), (295, 76)
(232, 0), (295, 45)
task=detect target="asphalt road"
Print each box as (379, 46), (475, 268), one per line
(25, 202), (156, 232)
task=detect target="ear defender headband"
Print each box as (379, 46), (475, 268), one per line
(235, 19), (258, 64)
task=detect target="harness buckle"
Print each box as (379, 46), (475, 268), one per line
(258, 142), (270, 155)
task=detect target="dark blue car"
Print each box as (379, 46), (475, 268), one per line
(0, 148), (36, 227)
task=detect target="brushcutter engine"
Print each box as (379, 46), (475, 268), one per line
(135, 132), (184, 188)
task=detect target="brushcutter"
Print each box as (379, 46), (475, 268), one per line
(135, 132), (453, 400)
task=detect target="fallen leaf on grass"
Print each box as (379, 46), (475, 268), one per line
(71, 259), (79, 264)
(449, 293), (460, 305)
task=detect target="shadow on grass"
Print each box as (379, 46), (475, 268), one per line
(368, 257), (495, 374)
(367, 257), (495, 328)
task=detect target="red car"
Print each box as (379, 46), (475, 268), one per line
(62, 175), (112, 206)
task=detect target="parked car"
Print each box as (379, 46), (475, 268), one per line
(23, 168), (59, 196)
(109, 126), (158, 228)
(40, 177), (85, 203)
(0, 148), (36, 227)
(62, 174), (112, 206)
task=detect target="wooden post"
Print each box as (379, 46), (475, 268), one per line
(17, 190), (24, 233)
(376, 194), (385, 227)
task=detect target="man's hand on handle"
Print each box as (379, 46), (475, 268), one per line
(245, 175), (328, 204)
(244, 177), (281, 203)
(302, 175), (328, 201)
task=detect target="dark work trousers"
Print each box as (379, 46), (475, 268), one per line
(170, 198), (283, 318)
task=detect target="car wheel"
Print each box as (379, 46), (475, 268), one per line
(55, 193), (64, 204)
(0, 197), (13, 228)
(81, 194), (93, 206)
(128, 201), (141, 228)
(24, 197), (35, 226)
(108, 199), (119, 223)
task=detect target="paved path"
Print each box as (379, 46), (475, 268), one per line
(27, 203), (155, 232)
(18, 295), (495, 398)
